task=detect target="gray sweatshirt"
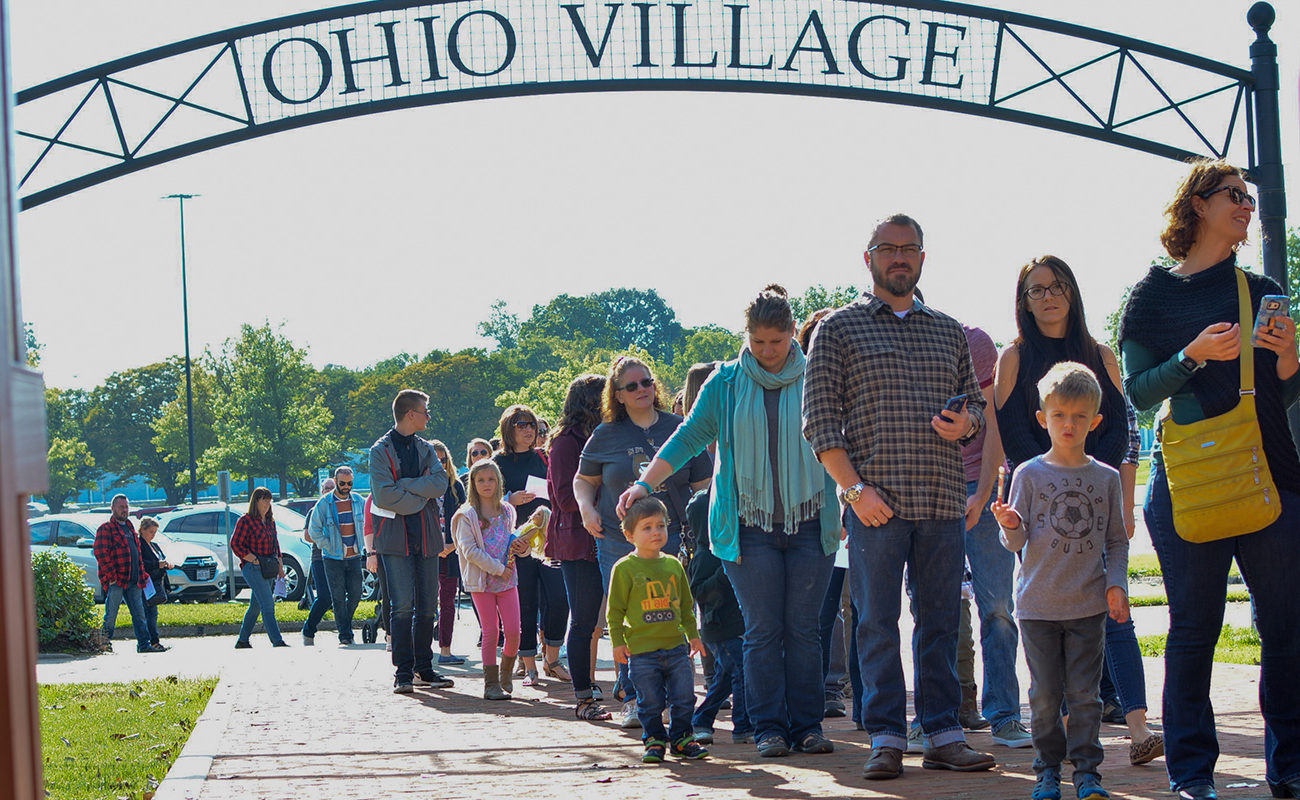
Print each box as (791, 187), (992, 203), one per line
(999, 456), (1129, 621)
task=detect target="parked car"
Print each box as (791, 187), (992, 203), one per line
(154, 504), (313, 602)
(27, 500), (48, 518)
(28, 513), (224, 603)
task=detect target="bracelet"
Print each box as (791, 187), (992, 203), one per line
(633, 480), (653, 494)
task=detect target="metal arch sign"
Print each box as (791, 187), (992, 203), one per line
(16, 0), (1260, 209)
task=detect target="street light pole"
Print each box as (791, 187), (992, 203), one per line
(163, 193), (199, 505)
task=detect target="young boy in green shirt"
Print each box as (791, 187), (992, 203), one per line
(608, 496), (708, 763)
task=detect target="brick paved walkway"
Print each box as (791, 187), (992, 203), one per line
(37, 597), (1273, 800)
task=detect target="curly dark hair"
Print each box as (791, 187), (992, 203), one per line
(553, 374), (606, 440)
(1161, 159), (1247, 260)
(601, 356), (668, 424)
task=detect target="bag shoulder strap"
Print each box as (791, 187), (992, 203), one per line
(1235, 269), (1255, 395)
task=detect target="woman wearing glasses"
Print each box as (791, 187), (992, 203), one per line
(993, 255), (1161, 764)
(494, 404), (568, 686)
(576, 355), (713, 728)
(616, 286), (842, 757)
(1120, 161), (1300, 800)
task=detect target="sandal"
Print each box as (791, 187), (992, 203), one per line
(575, 698), (612, 721)
(1130, 734), (1164, 765)
(522, 669), (539, 687)
(544, 659), (571, 681)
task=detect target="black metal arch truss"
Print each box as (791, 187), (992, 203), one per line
(15, 0), (1260, 210)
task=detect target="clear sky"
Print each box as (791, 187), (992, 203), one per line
(12, 0), (1300, 390)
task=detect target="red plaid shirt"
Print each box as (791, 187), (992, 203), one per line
(231, 514), (281, 561)
(93, 517), (146, 589)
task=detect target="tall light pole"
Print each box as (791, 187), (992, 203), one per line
(163, 193), (199, 505)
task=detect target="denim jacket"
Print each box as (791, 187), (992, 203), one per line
(307, 492), (367, 560)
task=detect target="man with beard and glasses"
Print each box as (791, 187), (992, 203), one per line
(94, 494), (158, 652)
(308, 466), (368, 646)
(803, 213), (994, 780)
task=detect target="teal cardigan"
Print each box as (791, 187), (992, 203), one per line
(656, 360), (842, 563)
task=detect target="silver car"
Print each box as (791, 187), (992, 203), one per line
(28, 513), (225, 603)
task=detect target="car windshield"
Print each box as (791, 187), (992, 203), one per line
(152, 531), (175, 546)
(272, 506), (308, 531)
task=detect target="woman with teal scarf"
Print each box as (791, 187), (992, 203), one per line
(618, 285), (841, 758)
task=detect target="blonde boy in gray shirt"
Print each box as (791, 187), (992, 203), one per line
(991, 362), (1129, 800)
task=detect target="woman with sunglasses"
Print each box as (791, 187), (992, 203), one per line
(1119, 161), (1300, 800)
(429, 440), (468, 665)
(993, 255), (1161, 764)
(615, 286), (841, 757)
(576, 355), (713, 729)
(494, 404), (568, 686)
(546, 374), (613, 719)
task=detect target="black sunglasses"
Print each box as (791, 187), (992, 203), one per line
(336, 481), (353, 488)
(619, 377), (655, 393)
(1199, 184), (1256, 208)
(512, 420), (537, 429)
(470, 448), (490, 457)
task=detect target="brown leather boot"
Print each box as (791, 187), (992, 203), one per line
(483, 665), (509, 701)
(959, 683), (989, 730)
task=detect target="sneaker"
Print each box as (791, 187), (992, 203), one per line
(272, 641), (290, 648)
(413, 672), (455, 689)
(1074, 773), (1110, 800)
(906, 724), (926, 754)
(992, 719), (1033, 748)
(437, 653), (466, 665)
(302, 633), (315, 646)
(619, 701), (641, 729)
(792, 732), (834, 754)
(921, 741), (996, 772)
(671, 736), (709, 760)
(861, 745), (904, 780)
(393, 680), (414, 694)
(1033, 769), (1062, 800)
(234, 640), (252, 649)
(641, 739), (667, 763)
(338, 639), (354, 647)
(149, 643), (169, 652)
(1101, 702), (1125, 725)
(756, 735), (790, 758)
(731, 731), (755, 744)
(824, 688), (846, 718)
(693, 728), (714, 745)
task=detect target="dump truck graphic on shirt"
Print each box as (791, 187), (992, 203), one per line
(640, 575), (678, 624)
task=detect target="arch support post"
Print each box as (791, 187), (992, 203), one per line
(1249, 2), (1287, 289)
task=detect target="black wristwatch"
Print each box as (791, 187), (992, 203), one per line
(1177, 349), (1204, 372)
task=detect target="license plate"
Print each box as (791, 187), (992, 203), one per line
(196, 569), (213, 580)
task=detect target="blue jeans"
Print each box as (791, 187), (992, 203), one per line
(819, 567), (863, 713)
(1145, 457), (1300, 790)
(692, 636), (752, 737)
(722, 519), (834, 745)
(381, 553), (438, 683)
(628, 644), (695, 743)
(597, 538), (637, 702)
(322, 557), (363, 643)
(559, 559), (603, 697)
(303, 552), (333, 638)
(144, 600), (160, 645)
(846, 511), (965, 750)
(1022, 613), (1106, 777)
(517, 556), (569, 657)
(963, 479), (1023, 727)
(238, 563), (285, 645)
(102, 584), (150, 651)
(1103, 616), (1147, 714)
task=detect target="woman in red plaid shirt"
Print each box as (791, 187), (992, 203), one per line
(231, 487), (288, 649)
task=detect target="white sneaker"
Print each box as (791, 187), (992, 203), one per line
(620, 701), (641, 729)
(302, 633), (314, 646)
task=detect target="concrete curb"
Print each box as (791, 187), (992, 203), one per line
(152, 676), (236, 800)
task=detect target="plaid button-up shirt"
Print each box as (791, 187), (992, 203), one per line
(802, 294), (984, 520)
(231, 514), (281, 561)
(94, 516), (146, 589)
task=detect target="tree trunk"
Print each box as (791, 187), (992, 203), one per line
(278, 472), (288, 500)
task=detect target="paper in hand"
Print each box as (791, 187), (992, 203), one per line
(525, 474), (549, 501)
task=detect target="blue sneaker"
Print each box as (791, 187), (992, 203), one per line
(1074, 774), (1109, 800)
(437, 654), (466, 665)
(1032, 769), (1062, 800)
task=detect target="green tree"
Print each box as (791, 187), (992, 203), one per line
(659, 325), (742, 390)
(202, 324), (338, 499)
(82, 360), (186, 503)
(515, 288), (686, 364)
(1285, 228), (1300, 326)
(44, 387), (90, 443)
(314, 364), (362, 455)
(496, 342), (670, 429)
(789, 284), (860, 324)
(44, 437), (96, 513)
(24, 322), (41, 368)
(151, 366), (218, 494)
(477, 300), (521, 351)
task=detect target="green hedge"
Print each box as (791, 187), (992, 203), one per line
(32, 550), (99, 651)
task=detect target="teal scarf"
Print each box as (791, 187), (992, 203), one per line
(733, 343), (825, 532)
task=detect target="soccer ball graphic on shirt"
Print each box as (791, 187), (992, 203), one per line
(1047, 491), (1093, 539)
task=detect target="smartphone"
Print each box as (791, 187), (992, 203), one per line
(1252, 295), (1289, 345)
(942, 394), (968, 415)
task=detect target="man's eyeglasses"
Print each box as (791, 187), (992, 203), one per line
(619, 377), (656, 393)
(867, 243), (923, 258)
(1199, 184), (1256, 208)
(336, 481), (352, 488)
(1024, 281), (1069, 301)
(513, 420), (537, 429)
(470, 448), (490, 457)
(412, 408), (431, 418)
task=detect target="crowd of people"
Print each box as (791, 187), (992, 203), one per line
(94, 158), (1300, 800)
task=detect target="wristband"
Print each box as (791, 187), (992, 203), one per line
(633, 480), (653, 494)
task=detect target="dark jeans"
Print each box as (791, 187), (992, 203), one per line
(722, 520), (834, 746)
(560, 559), (603, 697)
(692, 635), (752, 737)
(381, 553), (438, 683)
(629, 644), (695, 744)
(144, 600), (160, 645)
(304, 552), (333, 638)
(322, 557), (362, 643)
(1103, 616), (1147, 714)
(819, 566), (862, 700)
(598, 536), (638, 702)
(517, 556), (569, 658)
(238, 563), (285, 645)
(103, 584), (150, 651)
(1022, 613), (1106, 777)
(437, 570), (458, 649)
(1145, 457), (1300, 790)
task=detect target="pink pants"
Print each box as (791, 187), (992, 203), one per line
(470, 588), (520, 666)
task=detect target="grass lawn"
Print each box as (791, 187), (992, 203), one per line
(1130, 590), (1251, 608)
(114, 600), (377, 628)
(1139, 624), (1261, 665)
(1136, 459), (1151, 486)
(1126, 553), (1241, 581)
(40, 676), (217, 800)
